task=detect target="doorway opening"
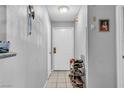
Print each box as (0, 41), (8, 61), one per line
(46, 5), (88, 88)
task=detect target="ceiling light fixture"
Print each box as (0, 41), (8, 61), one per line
(59, 6), (69, 14)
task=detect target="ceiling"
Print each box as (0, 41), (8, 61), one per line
(47, 5), (81, 22)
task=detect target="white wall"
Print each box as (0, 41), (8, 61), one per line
(74, 5), (88, 87)
(74, 6), (87, 59)
(52, 21), (74, 28)
(88, 5), (116, 88)
(0, 6), (6, 41)
(0, 5), (51, 88)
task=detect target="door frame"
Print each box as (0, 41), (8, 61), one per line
(47, 25), (52, 78)
(52, 27), (74, 71)
(116, 5), (124, 88)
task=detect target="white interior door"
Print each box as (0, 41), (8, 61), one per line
(52, 27), (74, 70)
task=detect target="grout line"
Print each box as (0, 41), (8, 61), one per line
(65, 72), (67, 88)
(56, 71), (58, 88)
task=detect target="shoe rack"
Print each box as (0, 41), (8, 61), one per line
(69, 58), (86, 88)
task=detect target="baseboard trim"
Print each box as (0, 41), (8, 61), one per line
(43, 80), (48, 88)
(43, 72), (52, 88)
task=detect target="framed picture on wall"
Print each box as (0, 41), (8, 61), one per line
(99, 19), (109, 32)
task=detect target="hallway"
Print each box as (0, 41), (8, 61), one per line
(46, 71), (73, 88)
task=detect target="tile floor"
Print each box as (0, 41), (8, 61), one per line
(45, 70), (73, 88)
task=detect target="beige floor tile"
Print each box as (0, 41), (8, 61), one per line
(49, 75), (57, 79)
(58, 78), (65, 80)
(50, 74), (58, 77)
(58, 74), (65, 77)
(67, 82), (72, 85)
(65, 75), (69, 77)
(67, 86), (73, 88)
(65, 76), (69, 78)
(58, 73), (65, 75)
(52, 72), (58, 74)
(58, 74), (65, 76)
(65, 73), (69, 75)
(57, 83), (66, 88)
(65, 77), (68, 79)
(46, 82), (57, 88)
(65, 72), (69, 74)
(58, 77), (65, 79)
(65, 76), (70, 79)
(57, 79), (66, 83)
(48, 78), (57, 83)
(51, 73), (58, 76)
(66, 79), (71, 83)
(65, 74), (69, 77)
(65, 71), (70, 74)
(67, 83), (73, 88)
(58, 75), (65, 77)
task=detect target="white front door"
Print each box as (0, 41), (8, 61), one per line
(52, 27), (74, 70)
